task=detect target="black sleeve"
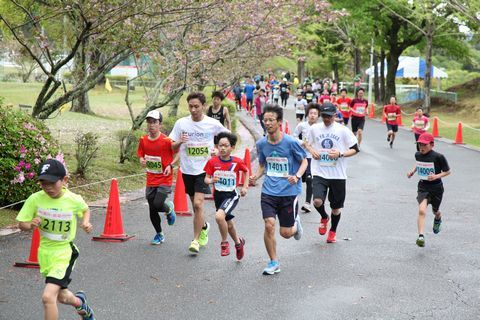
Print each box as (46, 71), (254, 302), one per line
(349, 143), (360, 153)
(438, 154), (450, 172)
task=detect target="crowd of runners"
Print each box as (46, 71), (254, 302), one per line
(14, 73), (451, 319)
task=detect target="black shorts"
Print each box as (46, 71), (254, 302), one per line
(417, 181), (444, 212)
(182, 173), (210, 197)
(296, 113), (305, 121)
(343, 117), (350, 125)
(312, 176), (346, 209)
(246, 98), (253, 106)
(261, 193), (298, 227)
(386, 123), (398, 132)
(351, 116), (365, 133)
(45, 242), (78, 289)
(302, 158), (312, 182)
(214, 190), (240, 221)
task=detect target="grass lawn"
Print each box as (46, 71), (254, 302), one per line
(0, 209), (18, 229)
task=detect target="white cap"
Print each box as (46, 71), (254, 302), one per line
(146, 110), (162, 121)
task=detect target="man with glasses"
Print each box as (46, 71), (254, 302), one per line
(250, 104), (308, 275)
(306, 103), (359, 243)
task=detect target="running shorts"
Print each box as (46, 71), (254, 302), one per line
(312, 176), (346, 209)
(40, 242), (79, 289)
(261, 193), (298, 227)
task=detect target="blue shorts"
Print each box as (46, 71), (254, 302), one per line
(261, 193), (298, 227)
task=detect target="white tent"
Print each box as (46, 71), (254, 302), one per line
(365, 56), (448, 79)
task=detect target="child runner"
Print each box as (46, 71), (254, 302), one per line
(383, 96), (401, 148)
(137, 110), (177, 245)
(337, 88), (352, 126)
(272, 85), (280, 104)
(293, 103), (321, 213)
(303, 83), (316, 104)
(411, 107), (430, 151)
(407, 132), (451, 247)
(16, 159), (95, 320)
(204, 132), (249, 260)
(254, 89), (268, 135)
(294, 92), (308, 123)
(349, 88), (368, 147)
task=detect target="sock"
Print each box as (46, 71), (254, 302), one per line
(434, 217), (442, 222)
(315, 204), (329, 220)
(419, 234), (424, 237)
(202, 222), (208, 230)
(330, 213), (341, 232)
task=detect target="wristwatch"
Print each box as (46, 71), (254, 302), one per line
(339, 152), (344, 158)
(295, 174), (302, 180)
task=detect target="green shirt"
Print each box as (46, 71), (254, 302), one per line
(16, 188), (88, 249)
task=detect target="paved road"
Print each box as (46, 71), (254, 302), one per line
(1, 98), (480, 320)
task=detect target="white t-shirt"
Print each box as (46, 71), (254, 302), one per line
(169, 116), (229, 175)
(307, 121), (358, 179)
(293, 121), (317, 158)
(294, 99), (308, 114)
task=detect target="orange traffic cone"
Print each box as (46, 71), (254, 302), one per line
(243, 148), (255, 187)
(227, 92), (234, 101)
(173, 169), (192, 216)
(369, 104), (375, 118)
(454, 122), (464, 144)
(432, 117), (440, 137)
(14, 228), (40, 268)
(92, 179), (134, 242)
(241, 95), (247, 110)
(398, 113), (404, 126)
(284, 120), (290, 134)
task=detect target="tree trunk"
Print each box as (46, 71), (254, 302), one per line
(424, 30), (433, 114)
(297, 58), (305, 84)
(168, 94), (181, 117)
(332, 61), (339, 82)
(380, 49), (386, 104)
(385, 51), (400, 101)
(354, 47), (361, 76)
(71, 92), (91, 114)
(71, 39), (92, 114)
(373, 51), (380, 103)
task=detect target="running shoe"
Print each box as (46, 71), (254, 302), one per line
(433, 219), (442, 234)
(389, 141), (393, 148)
(318, 218), (329, 235)
(75, 291), (95, 320)
(221, 241), (230, 256)
(262, 260), (281, 275)
(387, 135), (390, 142)
(188, 239), (200, 254)
(294, 215), (303, 240)
(416, 235), (425, 247)
(198, 222), (210, 246)
(326, 230), (337, 243)
(151, 233), (165, 245)
(301, 203), (312, 213)
(165, 200), (176, 226)
(235, 237), (245, 260)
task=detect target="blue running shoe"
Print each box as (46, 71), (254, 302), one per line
(294, 215), (303, 240)
(433, 218), (442, 234)
(166, 200), (176, 226)
(75, 291), (95, 320)
(262, 260), (281, 275)
(151, 233), (165, 245)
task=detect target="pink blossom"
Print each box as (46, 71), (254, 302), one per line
(18, 160), (25, 167)
(25, 163), (31, 170)
(20, 145), (27, 154)
(34, 158), (41, 164)
(14, 166), (21, 172)
(27, 172), (35, 179)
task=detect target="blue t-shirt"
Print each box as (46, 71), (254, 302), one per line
(244, 84), (256, 99)
(257, 134), (307, 196)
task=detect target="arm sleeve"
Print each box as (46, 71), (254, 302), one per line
(16, 194), (37, 222)
(257, 141), (266, 165)
(291, 139), (307, 162)
(439, 154), (450, 172)
(345, 129), (359, 150)
(74, 194), (89, 218)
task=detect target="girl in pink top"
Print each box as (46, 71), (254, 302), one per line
(411, 107), (430, 150)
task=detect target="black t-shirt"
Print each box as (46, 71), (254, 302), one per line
(415, 150), (450, 185)
(207, 106), (225, 125)
(280, 83), (289, 94)
(303, 90), (315, 103)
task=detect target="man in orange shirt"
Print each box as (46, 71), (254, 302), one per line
(137, 110), (177, 245)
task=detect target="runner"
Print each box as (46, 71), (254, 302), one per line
(250, 104), (308, 275)
(337, 88), (352, 125)
(16, 159), (95, 320)
(293, 103), (321, 213)
(232, 83), (242, 111)
(204, 132), (249, 260)
(306, 103), (359, 243)
(294, 92), (308, 123)
(349, 88), (368, 147)
(383, 96), (401, 148)
(272, 85), (280, 104)
(170, 92), (229, 254)
(244, 78), (256, 112)
(319, 89), (331, 105)
(411, 107), (430, 151)
(280, 78), (290, 108)
(137, 110), (177, 245)
(303, 83), (316, 104)
(254, 88), (268, 135)
(207, 91), (231, 144)
(407, 132), (451, 247)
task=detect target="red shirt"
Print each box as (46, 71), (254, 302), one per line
(383, 104), (401, 125)
(350, 98), (368, 118)
(412, 115), (429, 134)
(137, 134), (174, 187)
(319, 95), (331, 104)
(336, 97), (352, 118)
(203, 156), (249, 190)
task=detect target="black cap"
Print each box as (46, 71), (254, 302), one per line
(320, 102), (337, 116)
(38, 159), (66, 182)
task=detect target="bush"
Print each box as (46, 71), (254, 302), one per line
(221, 99), (237, 132)
(0, 106), (61, 207)
(74, 132), (99, 177)
(116, 129), (143, 163)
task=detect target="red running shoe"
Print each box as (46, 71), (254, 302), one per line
(221, 241), (230, 256)
(327, 231), (337, 243)
(318, 218), (329, 235)
(235, 237), (245, 260)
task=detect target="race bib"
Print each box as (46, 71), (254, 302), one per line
(214, 171), (237, 192)
(306, 93), (314, 101)
(416, 161), (435, 180)
(266, 157), (289, 177)
(38, 208), (73, 241)
(145, 155), (162, 174)
(281, 87), (287, 92)
(186, 142), (209, 158)
(295, 104), (305, 113)
(355, 106), (366, 115)
(318, 149), (337, 167)
(387, 113), (397, 121)
(340, 103), (349, 112)
(414, 120), (425, 129)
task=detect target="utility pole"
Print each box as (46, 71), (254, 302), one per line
(367, 39), (374, 104)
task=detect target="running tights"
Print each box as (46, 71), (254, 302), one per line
(147, 192), (169, 233)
